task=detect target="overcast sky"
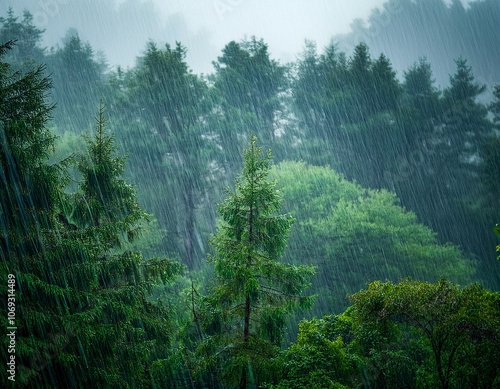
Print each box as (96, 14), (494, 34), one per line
(1, 0), (399, 74)
(1, 0), (472, 74)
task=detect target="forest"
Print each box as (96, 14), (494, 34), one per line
(0, 0), (500, 388)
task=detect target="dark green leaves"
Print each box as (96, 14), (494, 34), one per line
(201, 135), (315, 387)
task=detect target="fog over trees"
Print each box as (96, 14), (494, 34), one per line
(1, 1), (499, 387)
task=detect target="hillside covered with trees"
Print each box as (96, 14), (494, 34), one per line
(1, 1), (500, 388)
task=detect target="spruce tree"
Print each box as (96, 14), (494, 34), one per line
(490, 84), (500, 126)
(73, 102), (146, 229)
(66, 103), (182, 388)
(0, 40), (79, 387)
(0, 42), (180, 387)
(47, 33), (106, 131)
(200, 135), (315, 389)
(0, 9), (45, 66)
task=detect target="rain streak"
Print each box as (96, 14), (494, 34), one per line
(0, 1), (499, 388)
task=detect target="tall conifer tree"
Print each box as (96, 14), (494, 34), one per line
(201, 135), (315, 388)
(0, 42), (180, 386)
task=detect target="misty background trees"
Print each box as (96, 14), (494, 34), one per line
(1, 0), (500, 387)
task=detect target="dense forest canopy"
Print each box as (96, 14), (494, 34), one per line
(335, 0), (499, 96)
(1, 0), (499, 388)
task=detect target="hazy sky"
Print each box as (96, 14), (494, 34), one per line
(0, 0), (394, 73)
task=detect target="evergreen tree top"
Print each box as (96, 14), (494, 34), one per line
(202, 135), (315, 388)
(448, 57), (486, 102)
(81, 102), (125, 177)
(217, 134), (293, 260)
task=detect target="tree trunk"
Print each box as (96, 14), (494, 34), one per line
(184, 183), (195, 270)
(191, 282), (203, 341)
(434, 346), (448, 389)
(240, 198), (254, 389)
(240, 295), (251, 389)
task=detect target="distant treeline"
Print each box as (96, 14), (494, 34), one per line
(1, 3), (500, 387)
(335, 0), (499, 96)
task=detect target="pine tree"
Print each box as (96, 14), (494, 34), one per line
(0, 40), (78, 387)
(47, 33), (106, 131)
(0, 41), (181, 386)
(0, 9), (45, 66)
(371, 53), (401, 113)
(200, 135), (315, 389)
(402, 57), (441, 137)
(490, 84), (500, 126)
(67, 103), (182, 388)
(349, 42), (373, 121)
(440, 58), (491, 175)
(73, 102), (146, 229)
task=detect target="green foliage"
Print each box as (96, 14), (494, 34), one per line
(294, 41), (402, 132)
(482, 88), (500, 245)
(132, 41), (207, 135)
(113, 41), (214, 269)
(0, 40), (57, 237)
(213, 37), (285, 145)
(64, 104), (182, 387)
(349, 279), (500, 389)
(447, 57), (486, 102)
(480, 135), (500, 211)
(441, 58), (490, 161)
(73, 103), (143, 229)
(402, 57), (441, 135)
(0, 42), (181, 387)
(292, 39), (496, 290)
(47, 33), (106, 131)
(491, 84), (500, 126)
(2, 8), (499, 387)
(0, 9), (45, 66)
(267, 317), (353, 389)
(274, 279), (500, 389)
(0, 41), (66, 386)
(270, 161), (475, 315)
(199, 136), (315, 388)
(338, 0), (500, 97)
(292, 42), (404, 189)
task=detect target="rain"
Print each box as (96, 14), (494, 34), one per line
(0, 0), (499, 388)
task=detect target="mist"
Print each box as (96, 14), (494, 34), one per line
(2, 0), (393, 73)
(1, 0), (499, 387)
